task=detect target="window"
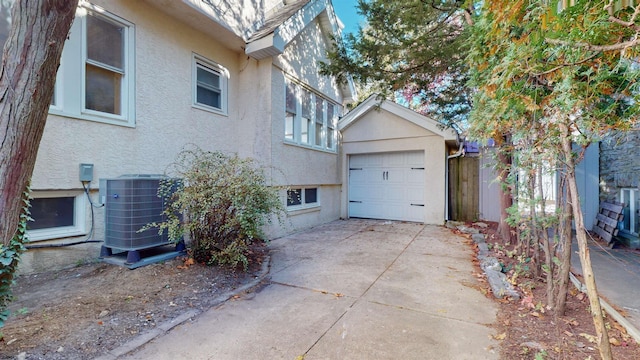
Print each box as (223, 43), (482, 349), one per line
(287, 187), (319, 209)
(315, 96), (324, 146)
(301, 89), (312, 144)
(192, 54), (228, 114)
(284, 80), (341, 152)
(620, 188), (640, 235)
(285, 83), (296, 140)
(1, 0), (61, 110)
(27, 192), (86, 241)
(327, 103), (337, 150)
(85, 14), (124, 115)
(49, 4), (135, 126)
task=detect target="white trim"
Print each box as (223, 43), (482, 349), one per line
(284, 78), (341, 152)
(286, 187), (320, 211)
(50, 4), (136, 127)
(27, 190), (87, 242)
(192, 53), (229, 115)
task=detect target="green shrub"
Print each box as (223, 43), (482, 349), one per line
(0, 187), (30, 330)
(149, 148), (283, 270)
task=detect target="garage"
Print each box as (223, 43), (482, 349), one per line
(349, 151), (425, 222)
(339, 95), (459, 224)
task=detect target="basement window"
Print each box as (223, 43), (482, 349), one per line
(287, 187), (319, 209)
(27, 191), (86, 241)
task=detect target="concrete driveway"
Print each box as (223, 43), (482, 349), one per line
(122, 219), (499, 359)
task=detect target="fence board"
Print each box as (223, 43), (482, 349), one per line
(449, 156), (480, 221)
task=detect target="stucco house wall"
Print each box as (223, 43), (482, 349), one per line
(268, 11), (344, 234)
(21, 0), (352, 273)
(25, 0), (256, 273)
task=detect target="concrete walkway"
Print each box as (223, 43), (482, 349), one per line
(572, 238), (640, 338)
(122, 219), (499, 360)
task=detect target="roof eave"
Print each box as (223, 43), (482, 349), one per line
(245, 33), (286, 59)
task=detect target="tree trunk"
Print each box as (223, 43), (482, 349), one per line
(559, 121), (612, 359)
(528, 170), (540, 279)
(555, 175), (573, 316)
(537, 164), (555, 308)
(0, 0), (77, 247)
(497, 139), (514, 243)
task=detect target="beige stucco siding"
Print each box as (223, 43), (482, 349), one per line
(33, 0), (245, 190)
(275, 17), (341, 102)
(270, 19), (342, 186)
(340, 109), (448, 225)
(22, 0), (348, 273)
(236, 57), (274, 161)
(268, 15), (344, 233)
(26, 1), (256, 272)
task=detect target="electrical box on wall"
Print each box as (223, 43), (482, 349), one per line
(79, 163), (94, 182)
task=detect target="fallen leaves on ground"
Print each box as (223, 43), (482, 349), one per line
(493, 332), (507, 340)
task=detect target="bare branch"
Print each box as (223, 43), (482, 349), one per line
(533, 52), (599, 77)
(463, 6), (473, 26)
(608, 15), (640, 31)
(605, 0), (615, 16)
(607, 1), (640, 31)
(545, 35), (640, 52)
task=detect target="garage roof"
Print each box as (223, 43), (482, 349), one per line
(338, 94), (459, 142)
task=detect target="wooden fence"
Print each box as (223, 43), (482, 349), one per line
(449, 156), (480, 221)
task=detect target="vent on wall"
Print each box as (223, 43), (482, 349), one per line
(100, 175), (177, 256)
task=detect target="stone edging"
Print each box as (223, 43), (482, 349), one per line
(449, 223), (520, 300)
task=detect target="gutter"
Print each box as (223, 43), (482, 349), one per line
(445, 136), (465, 221)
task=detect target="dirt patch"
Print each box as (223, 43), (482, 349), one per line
(461, 222), (640, 359)
(0, 244), (267, 360)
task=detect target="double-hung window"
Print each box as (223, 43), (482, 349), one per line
(327, 103), (337, 150)
(193, 54), (228, 114)
(85, 13), (125, 115)
(50, 4), (135, 126)
(300, 89), (312, 144)
(285, 83), (297, 140)
(284, 80), (341, 152)
(315, 97), (324, 146)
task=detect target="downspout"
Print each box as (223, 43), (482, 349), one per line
(445, 135), (465, 221)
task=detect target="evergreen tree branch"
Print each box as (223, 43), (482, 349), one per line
(545, 34), (640, 52)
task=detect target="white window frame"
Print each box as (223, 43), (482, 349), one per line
(286, 187), (320, 211)
(284, 79), (341, 152)
(620, 188), (639, 236)
(27, 191), (87, 242)
(49, 4), (136, 127)
(326, 102), (338, 151)
(192, 53), (229, 115)
(285, 82), (297, 141)
(49, 68), (63, 111)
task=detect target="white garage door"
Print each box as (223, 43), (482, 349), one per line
(349, 151), (425, 222)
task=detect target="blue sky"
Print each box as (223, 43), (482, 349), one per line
(332, 0), (363, 36)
